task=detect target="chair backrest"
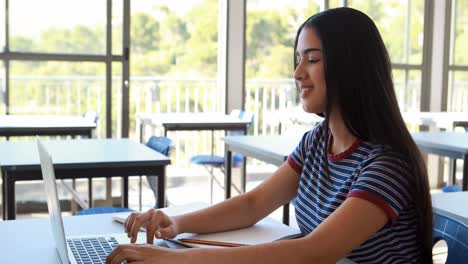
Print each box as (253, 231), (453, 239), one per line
(229, 109), (254, 135)
(230, 109), (254, 124)
(433, 210), (468, 263)
(83, 111), (99, 124)
(146, 136), (173, 156)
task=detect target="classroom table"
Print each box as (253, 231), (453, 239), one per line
(402, 111), (468, 131)
(224, 135), (300, 225)
(137, 112), (252, 141)
(0, 115), (96, 138)
(412, 132), (468, 190)
(136, 112), (252, 209)
(432, 191), (468, 225)
(0, 138), (170, 220)
(0, 203), (356, 264)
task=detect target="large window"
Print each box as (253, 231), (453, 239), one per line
(331, 0), (426, 112)
(245, 0), (320, 137)
(129, 0), (220, 168)
(9, 0), (107, 54)
(448, 0), (468, 112)
(1, 0), (125, 138)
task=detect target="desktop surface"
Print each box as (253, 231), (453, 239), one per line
(1, 210), (356, 264)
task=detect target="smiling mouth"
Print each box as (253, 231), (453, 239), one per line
(300, 87), (312, 98)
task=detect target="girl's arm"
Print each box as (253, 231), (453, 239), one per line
(187, 196), (388, 264)
(175, 161), (301, 234)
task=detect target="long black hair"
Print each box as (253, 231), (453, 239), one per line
(294, 7), (433, 262)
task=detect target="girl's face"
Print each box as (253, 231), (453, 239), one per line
(294, 27), (327, 114)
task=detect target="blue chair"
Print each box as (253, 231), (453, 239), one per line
(433, 210), (468, 263)
(83, 111), (99, 124)
(442, 185), (462, 193)
(190, 110), (253, 203)
(449, 122), (467, 185)
(143, 136), (173, 209)
(75, 206), (133, 215)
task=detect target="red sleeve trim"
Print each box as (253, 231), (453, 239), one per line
(287, 155), (302, 174)
(348, 190), (397, 226)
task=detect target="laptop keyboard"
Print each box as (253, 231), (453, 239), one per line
(67, 237), (118, 264)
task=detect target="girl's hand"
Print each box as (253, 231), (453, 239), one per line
(125, 209), (179, 244)
(106, 244), (188, 264)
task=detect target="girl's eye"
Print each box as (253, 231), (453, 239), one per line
(308, 59), (320, 64)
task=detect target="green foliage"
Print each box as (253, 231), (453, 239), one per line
(131, 12), (160, 54)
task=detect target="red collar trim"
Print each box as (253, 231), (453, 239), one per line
(327, 134), (362, 162)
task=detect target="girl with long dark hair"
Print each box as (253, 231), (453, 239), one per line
(107, 7), (432, 264)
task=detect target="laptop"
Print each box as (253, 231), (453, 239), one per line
(37, 138), (145, 264)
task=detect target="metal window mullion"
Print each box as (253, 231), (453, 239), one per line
(106, 0), (112, 138)
(441, 0), (453, 111)
(448, 65), (468, 71)
(322, 0), (328, 11)
(448, 0), (457, 111)
(121, 0), (130, 138)
(392, 63), (422, 70)
(420, 0), (434, 112)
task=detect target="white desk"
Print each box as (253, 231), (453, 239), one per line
(0, 139), (170, 219)
(224, 135), (301, 225)
(412, 132), (468, 190)
(402, 111), (468, 131)
(137, 112), (251, 142)
(0, 115), (96, 138)
(1, 204), (355, 264)
(432, 192), (468, 225)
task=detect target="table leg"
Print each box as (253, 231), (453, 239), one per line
(241, 157), (247, 193)
(2, 173), (6, 220)
(157, 170), (166, 208)
(88, 178), (93, 208)
(122, 177), (129, 208)
(6, 177), (15, 220)
(283, 157), (290, 225)
(463, 154), (467, 191)
(450, 159), (457, 185)
(225, 150), (232, 199)
(139, 122), (144, 143)
(283, 202), (290, 225)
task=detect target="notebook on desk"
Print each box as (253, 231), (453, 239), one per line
(113, 209), (303, 248)
(37, 138), (151, 264)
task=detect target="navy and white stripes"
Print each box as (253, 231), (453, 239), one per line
(288, 123), (420, 263)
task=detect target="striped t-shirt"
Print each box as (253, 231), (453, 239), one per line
(288, 123), (420, 263)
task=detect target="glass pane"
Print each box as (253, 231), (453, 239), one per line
(347, 0), (425, 65)
(453, 0), (468, 65)
(245, 0), (320, 136)
(393, 68), (422, 112)
(129, 0), (220, 175)
(10, 61), (107, 137)
(0, 0), (4, 51)
(447, 71), (468, 112)
(9, 0), (106, 54)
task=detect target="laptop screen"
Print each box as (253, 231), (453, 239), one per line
(37, 139), (70, 264)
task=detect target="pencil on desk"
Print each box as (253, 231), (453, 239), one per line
(179, 238), (247, 247)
